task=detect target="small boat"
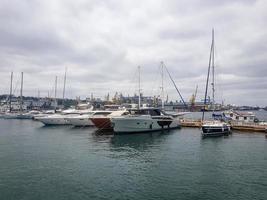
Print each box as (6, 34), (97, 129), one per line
(223, 110), (257, 122)
(111, 108), (181, 133)
(202, 121), (231, 138)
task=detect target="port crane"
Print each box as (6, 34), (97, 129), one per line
(189, 85), (198, 110)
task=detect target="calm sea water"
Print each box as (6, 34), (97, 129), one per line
(0, 111), (267, 200)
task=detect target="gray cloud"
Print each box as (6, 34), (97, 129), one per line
(0, 0), (266, 106)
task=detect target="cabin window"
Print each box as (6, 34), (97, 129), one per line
(94, 112), (112, 116)
(149, 109), (161, 116)
(244, 117), (247, 120)
(236, 116), (239, 120)
(230, 113), (233, 117)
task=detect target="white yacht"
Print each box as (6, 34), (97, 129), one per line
(35, 108), (93, 125)
(111, 108), (181, 133)
(35, 113), (75, 125)
(66, 111), (112, 127)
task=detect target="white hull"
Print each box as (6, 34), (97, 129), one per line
(65, 111), (113, 127)
(35, 115), (73, 125)
(3, 113), (19, 119)
(66, 117), (94, 126)
(2, 113), (33, 119)
(111, 115), (181, 133)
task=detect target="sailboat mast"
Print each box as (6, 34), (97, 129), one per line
(202, 30), (214, 121)
(138, 66), (141, 109)
(9, 72), (13, 112)
(211, 29), (215, 112)
(161, 61), (164, 110)
(54, 76), (57, 111)
(20, 72), (24, 113)
(62, 67), (67, 99)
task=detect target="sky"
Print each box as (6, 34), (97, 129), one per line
(0, 0), (266, 106)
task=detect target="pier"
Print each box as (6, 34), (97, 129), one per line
(180, 118), (267, 133)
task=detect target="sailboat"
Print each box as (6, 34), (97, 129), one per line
(201, 29), (231, 138)
(3, 72), (32, 119)
(16, 72), (33, 119)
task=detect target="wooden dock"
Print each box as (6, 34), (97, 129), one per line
(180, 119), (202, 127)
(180, 119), (267, 133)
(230, 121), (267, 132)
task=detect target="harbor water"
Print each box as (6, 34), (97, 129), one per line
(0, 111), (267, 200)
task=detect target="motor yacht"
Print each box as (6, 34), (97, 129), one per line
(66, 111), (113, 127)
(111, 108), (181, 133)
(35, 108), (93, 125)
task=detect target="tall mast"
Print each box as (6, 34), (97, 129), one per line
(202, 30), (214, 121)
(54, 76), (57, 111)
(62, 67), (67, 99)
(211, 29), (215, 112)
(20, 72), (24, 113)
(138, 66), (141, 109)
(161, 61), (164, 110)
(9, 72), (13, 112)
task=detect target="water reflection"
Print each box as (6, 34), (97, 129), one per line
(110, 130), (176, 151)
(90, 129), (176, 157)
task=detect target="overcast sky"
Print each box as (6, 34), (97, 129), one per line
(0, 0), (266, 106)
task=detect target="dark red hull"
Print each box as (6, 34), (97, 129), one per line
(91, 118), (113, 130)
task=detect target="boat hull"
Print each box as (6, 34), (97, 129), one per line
(201, 124), (231, 137)
(111, 116), (181, 133)
(16, 114), (33, 119)
(66, 117), (94, 126)
(36, 117), (70, 125)
(2, 113), (33, 119)
(91, 118), (112, 130)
